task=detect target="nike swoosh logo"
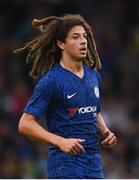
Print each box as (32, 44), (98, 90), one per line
(67, 92), (77, 99)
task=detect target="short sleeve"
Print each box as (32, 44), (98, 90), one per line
(96, 71), (102, 93)
(96, 71), (102, 112)
(24, 75), (54, 119)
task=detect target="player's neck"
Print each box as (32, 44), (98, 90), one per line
(60, 57), (84, 78)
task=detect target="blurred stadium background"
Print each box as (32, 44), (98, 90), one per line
(0, 0), (139, 178)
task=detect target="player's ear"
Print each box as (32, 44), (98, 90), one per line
(57, 40), (65, 50)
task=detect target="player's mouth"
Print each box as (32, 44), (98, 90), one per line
(79, 47), (87, 54)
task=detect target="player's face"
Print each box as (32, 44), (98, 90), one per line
(61, 26), (88, 60)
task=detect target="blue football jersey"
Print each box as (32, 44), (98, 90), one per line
(24, 63), (104, 178)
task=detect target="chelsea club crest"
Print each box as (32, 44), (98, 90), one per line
(94, 86), (99, 98)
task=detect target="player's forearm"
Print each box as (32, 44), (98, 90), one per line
(27, 134), (50, 144)
(97, 112), (109, 134)
(19, 113), (64, 146)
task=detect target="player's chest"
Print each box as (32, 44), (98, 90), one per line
(56, 78), (100, 107)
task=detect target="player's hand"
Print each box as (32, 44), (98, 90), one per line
(101, 130), (117, 148)
(57, 138), (85, 156)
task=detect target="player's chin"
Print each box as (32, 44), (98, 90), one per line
(78, 54), (87, 59)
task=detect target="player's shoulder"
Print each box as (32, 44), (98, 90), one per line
(35, 69), (55, 89)
(84, 65), (100, 76)
(40, 65), (58, 81)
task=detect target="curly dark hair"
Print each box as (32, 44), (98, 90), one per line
(14, 14), (101, 79)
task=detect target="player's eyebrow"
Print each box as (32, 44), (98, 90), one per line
(72, 32), (87, 36)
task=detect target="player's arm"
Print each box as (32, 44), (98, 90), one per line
(19, 113), (85, 155)
(97, 112), (117, 148)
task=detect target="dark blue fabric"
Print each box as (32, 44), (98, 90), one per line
(24, 63), (104, 178)
(47, 150), (104, 179)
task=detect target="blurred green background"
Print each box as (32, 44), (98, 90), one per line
(0, 0), (139, 178)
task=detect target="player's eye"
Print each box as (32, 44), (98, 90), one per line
(84, 34), (87, 39)
(72, 36), (79, 39)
